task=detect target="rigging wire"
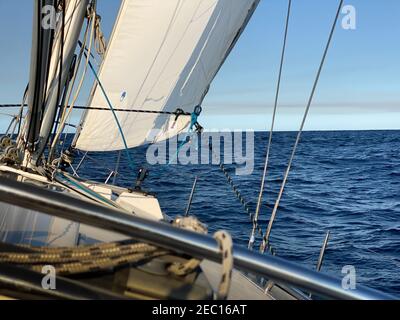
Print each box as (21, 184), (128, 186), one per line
(7, 84), (29, 138)
(48, 9), (95, 162)
(50, 54), (76, 150)
(72, 106), (191, 116)
(46, 0), (66, 157)
(248, 0), (292, 250)
(82, 49), (136, 173)
(0, 104), (192, 116)
(111, 150), (122, 185)
(75, 149), (116, 177)
(23, 0), (52, 157)
(260, 0), (344, 253)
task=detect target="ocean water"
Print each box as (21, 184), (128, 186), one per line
(72, 130), (400, 297)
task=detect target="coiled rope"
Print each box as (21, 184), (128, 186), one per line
(1, 216), (234, 299)
(1, 241), (165, 275)
(168, 216), (233, 300)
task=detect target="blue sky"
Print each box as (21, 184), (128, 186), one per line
(0, 0), (399, 131)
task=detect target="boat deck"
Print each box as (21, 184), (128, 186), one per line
(201, 260), (273, 300)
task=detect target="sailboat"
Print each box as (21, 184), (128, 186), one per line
(0, 0), (394, 300)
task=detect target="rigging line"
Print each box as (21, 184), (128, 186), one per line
(207, 142), (265, 239)
(51, 39), (78, 147)
(168, 111), (200, 165)
(0, 113), (17, 118)
(23, 0), (47, 157)
(56, 0), (66, 129)
(49, 12), (94, 162)
(0, 104), (29, 108)
(48, 0), (66, 155)
(4, 117), (17, 136)
(82, 49), (136, 174)
(55, 171), (119, 208)
(0, 104), (192, 116)
(260, 0), (344, 253)
(74, 150), (88, 175)
(58, 103), (73, 158)
(75, 150), (116, 176)
(248, 0), (292, 250)
(72, 106), (192, 116)
(112, 150), (122, 185)
(13, 84), (28, 138)
(0, 105), (29, 109)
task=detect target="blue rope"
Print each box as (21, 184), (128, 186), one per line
(168, 112), (199, 165)
(56, 172), (117, 207)
(86, 58), (135, 173)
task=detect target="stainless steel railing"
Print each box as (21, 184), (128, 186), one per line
(0, 176), (394, 300)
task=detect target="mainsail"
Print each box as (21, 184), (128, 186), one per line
(74, 0), (260, 152)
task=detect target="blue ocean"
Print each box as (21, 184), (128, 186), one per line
(72, 130), (400, 297)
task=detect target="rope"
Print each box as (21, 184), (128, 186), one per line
(82, 45), (136, 174)
(168, 107), (202, 165)
(213, 231), (233, 300)
(260, 0), (344, 253)
(167, 216), (208, 276)
(54, 171), (118, 208)
(169, 216), (233, 300)
(208, 143), (265, 239)
(73, 106), (191, 116)
(172, 215), (208, 234)
(2, 214), (233, 299)
(1, 84), (27, 138)
(0, 104), (191, 116)
(54, 0), (66, 150)
(248, 0), (292, 250)
(75, 37), (193, 173)
(94, 14), (106, 56)
(47, 11), (94, 162)
(1, 104), (191, 117)
(2, 241), (167, 275)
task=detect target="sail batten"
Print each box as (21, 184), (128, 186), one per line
(75, 0), (259, 152)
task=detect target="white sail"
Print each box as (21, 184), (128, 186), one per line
(75, 0), (259, 151)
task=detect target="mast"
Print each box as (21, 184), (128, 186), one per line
(24, 0), (56, 156)
(31, 0), (89, 165)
